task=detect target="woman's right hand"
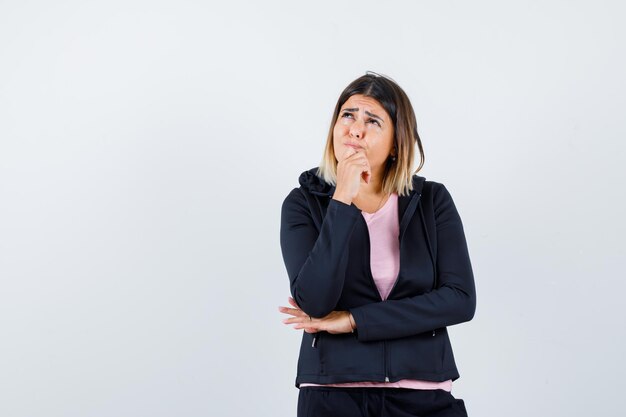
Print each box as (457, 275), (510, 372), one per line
(333, 147), (370, 205)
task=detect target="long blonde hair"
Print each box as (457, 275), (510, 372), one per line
(317, 72), (425, 196)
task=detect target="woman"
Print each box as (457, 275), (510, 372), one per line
(279, 72), (476, 417)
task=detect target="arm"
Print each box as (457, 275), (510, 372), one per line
(349, 183), (476, 342)
(280, 188), (361, 318)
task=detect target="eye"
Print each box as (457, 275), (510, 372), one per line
(368, 119), (381, 127)
(341, 112), (354, 119)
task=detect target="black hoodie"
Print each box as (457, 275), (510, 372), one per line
(280, 167), (476, 387)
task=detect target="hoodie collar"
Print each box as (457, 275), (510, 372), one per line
(298, 166), (426, 198)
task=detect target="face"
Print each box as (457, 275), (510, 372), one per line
(333, 94), (395, 170)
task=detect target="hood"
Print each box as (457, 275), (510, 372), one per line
(298, 167), (336, 196)
(298, 167), (426, 197)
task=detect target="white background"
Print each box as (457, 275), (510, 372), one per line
(1, 1), (624, 416)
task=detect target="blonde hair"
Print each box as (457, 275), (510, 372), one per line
(317, 72), (425, 196)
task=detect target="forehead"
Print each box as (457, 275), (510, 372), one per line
(341, 94), (387, 115)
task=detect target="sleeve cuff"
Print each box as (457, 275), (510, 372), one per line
(348, 307), (370, 341)
(328, 197), (362, 216)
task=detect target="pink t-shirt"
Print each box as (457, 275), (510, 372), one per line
(300, 192), (453, 391)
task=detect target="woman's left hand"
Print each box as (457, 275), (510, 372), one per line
(278, 297), (355, 334)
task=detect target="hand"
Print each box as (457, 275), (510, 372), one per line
(333, 147), (370, 204)
(278, 297), (355, 334)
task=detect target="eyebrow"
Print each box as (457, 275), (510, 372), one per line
(341, 107), (385, 123)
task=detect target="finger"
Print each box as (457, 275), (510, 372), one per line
(294, 323), (320, 332)
(282, 316), (310, 325)
(363, 157), (372, 174)
(279, 305), (295, 311)
(341, 146), (357, 161)
(288, 297), (301, 309)
(348, 152), (369, 167)
(279, 307), (308, 318)
(345, 148), (365, 161)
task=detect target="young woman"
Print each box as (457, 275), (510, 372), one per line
(279, 72), (476, 417)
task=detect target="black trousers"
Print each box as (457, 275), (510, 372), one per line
(298, 387), (468, 417)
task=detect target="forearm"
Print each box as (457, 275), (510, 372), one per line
(349, 283), (476, 341)
(281, 193), (361, 317)
(350, 182), (476, 342)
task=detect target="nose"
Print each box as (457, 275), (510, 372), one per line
(349, 118), (365, 139)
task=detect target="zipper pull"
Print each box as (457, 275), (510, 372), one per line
(385, 376), (390, 382)
(312, 334), (318, 348)
(432, 330), (436, 336)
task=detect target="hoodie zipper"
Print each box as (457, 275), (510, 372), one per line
(329, 189), (428, 382)
(359, 214), (389, 382)
(358, 191), (426, 383)
(384, 341), (389, 382)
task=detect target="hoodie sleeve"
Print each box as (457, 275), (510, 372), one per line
(348, 182), (476, 342)
(280, 188), (362, 318)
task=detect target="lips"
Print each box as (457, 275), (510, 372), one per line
(345, 143), (362, 150)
